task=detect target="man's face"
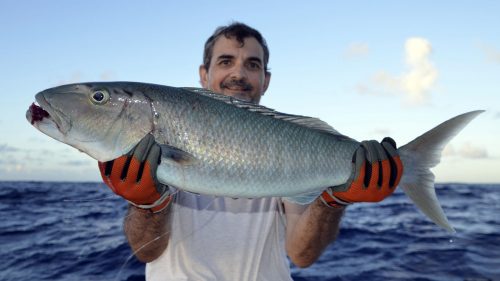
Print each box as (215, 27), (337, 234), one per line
(199, 36), (271, 104)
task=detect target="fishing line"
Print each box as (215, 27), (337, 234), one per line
(113, 190), (225, 281)
(113, 189), (290, 280)
(114, 229), (172, 281)
(74, 198), (124, 262)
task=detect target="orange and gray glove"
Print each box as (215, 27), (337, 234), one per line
(321, 137), (403, 209)
(98, 134), (173, 213)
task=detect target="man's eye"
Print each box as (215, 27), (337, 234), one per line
(248, 62), (261, 70)
(219, 60), (231, 66)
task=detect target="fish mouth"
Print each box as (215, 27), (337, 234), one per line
(28, 102), (49, 125)
(26, 93), (70, 135)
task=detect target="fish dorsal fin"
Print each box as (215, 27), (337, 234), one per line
(181, 87), (342, 136)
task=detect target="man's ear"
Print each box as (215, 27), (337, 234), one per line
(262, 72), (272, 95)
(199, 65), (209, 88)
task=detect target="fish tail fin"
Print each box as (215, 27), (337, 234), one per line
(398, 110), (484, 232)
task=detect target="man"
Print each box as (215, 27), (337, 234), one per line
(99, 22), (402, 280)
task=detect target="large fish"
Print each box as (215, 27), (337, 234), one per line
(27, 82), (482, 232)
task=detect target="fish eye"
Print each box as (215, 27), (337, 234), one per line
(90, 90), (110, 104)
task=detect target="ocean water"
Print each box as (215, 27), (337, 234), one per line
(0, 181), (499, 281)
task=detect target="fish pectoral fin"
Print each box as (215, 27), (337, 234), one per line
(160, 145), (197, 166)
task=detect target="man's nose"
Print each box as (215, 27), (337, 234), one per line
(230, 64), (247, 80)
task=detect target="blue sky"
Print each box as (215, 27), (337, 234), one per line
(0, 1), (499, 182)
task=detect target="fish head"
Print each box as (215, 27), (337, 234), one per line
(27, 82), (154, 161)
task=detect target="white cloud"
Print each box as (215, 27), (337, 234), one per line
(401, 38), (438, 104)
(480, 44), (500, 64)
(99, 71), (115, 81)
(55, 71), (115, 86)
(344, 42), (369, 59)
(61, 159), (94, 166)
(358, 37), (438, 105)
(0, 144), (19, 153)
(443, 143), (489, 159)
(0, 146), (100, 181)
(56, 71), (83, 86)
(370, 128), (391, 136)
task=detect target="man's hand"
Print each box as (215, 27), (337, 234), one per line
(98, 134), (172, 213)
(321, 137), (403, 208)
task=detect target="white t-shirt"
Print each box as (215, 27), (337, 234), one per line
(146, 192), (293, 281)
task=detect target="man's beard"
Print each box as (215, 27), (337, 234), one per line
(219, 78), (258, 102)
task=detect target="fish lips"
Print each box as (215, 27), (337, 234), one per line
(27, 92), (71, 137)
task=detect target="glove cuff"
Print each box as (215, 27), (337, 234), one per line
(129, 190), (175, 214)
(320, 192), (350, 209)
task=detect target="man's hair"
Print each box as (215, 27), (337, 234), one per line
(202, 22), (270, 73)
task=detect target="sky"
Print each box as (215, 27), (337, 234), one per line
(0, 1), (499, 183)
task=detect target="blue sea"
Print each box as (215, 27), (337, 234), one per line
(0, 182), (499, 281)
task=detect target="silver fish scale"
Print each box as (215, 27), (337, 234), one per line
(149, 87), (359, 198)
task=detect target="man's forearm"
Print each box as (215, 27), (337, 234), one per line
(123, 204), (171, 263)
(285, 198), (345, 268)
